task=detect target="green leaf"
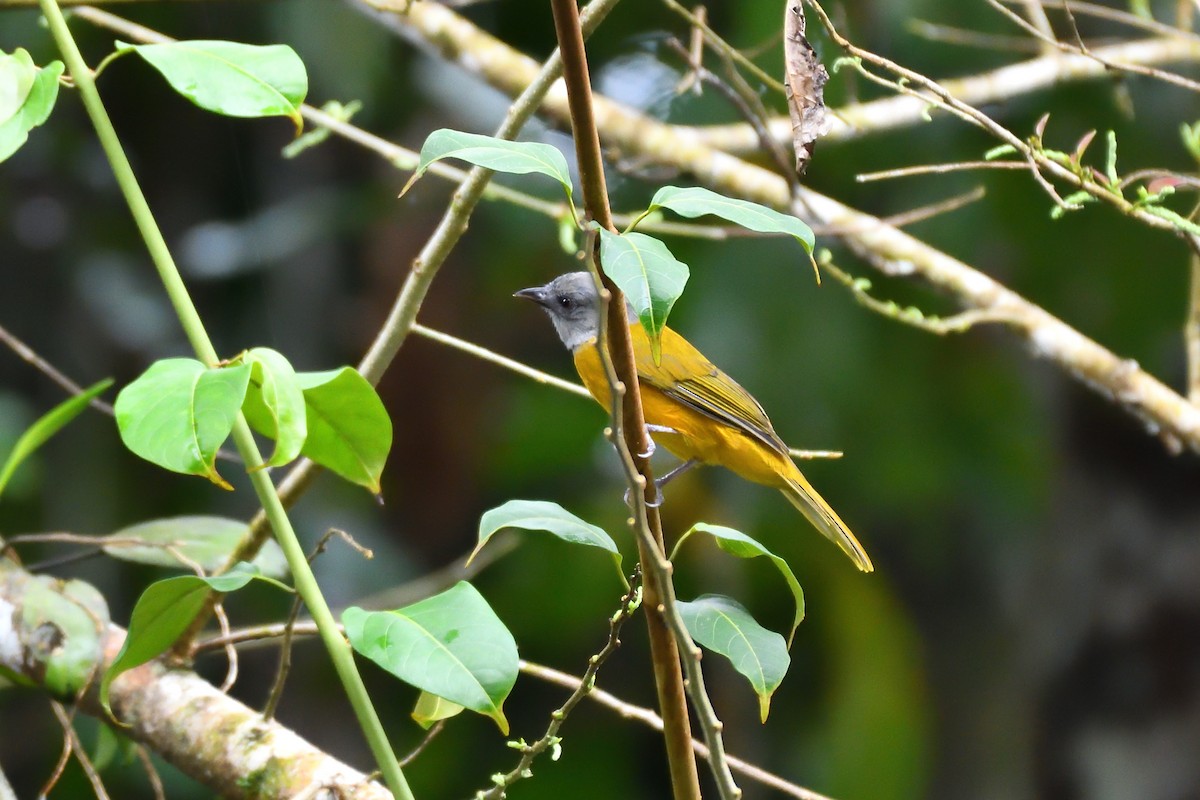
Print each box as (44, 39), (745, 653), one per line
(290, 367), (391, 493)
(19, 576), (110, 696)
(0, 48), (36, 125)
(116, 40), (306, 133)
(471, 499), (620, 570)
(100, 562), (284, 715)
(596, 228), (689, 363)
(648, 186), (815, 253)
(114, 359), (251, 490)
(677, 594), (789, 722)
(401, 128), (572, 198)
(0, 49), (64, 163)
(411, 690), (465, 729)
(91, 724), (137, 772)
(343, 582), (518, 733)
(102, 515), (287, 578)
(673, 523), (804, 645)
(241, 347), (306, 468)
(0, 379), (112, 501)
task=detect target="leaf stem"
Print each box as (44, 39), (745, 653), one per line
(37, 4), (413, 798)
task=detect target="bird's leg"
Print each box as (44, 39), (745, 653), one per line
(655, 458), (698, 492)
(623, 457), (697, 509)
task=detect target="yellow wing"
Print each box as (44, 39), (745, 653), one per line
(629, 324), (788, 456)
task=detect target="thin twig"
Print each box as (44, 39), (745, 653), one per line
(856, 160), (1029, 183)
(39, 708), (74, 797)
(212, 601), (238, 693)
(811, 0), (1198, 233)
(411, 323), (590, 398)
(134, 744), (166, 800)
(399, 721), (445, 768)
(986, 0), (1200, 93)
(659, 0), (786, 93)
(263, 528), (372, 719)
(1001, 0), (1200, 42)
(822, 259), (1020, 334)
(814, 187), (987, 236)
(479, 578), (642, 798)
(0, 322), (114, 415)
(684, 36), (1200, 151)
(50, 701), (111, 800)
(519, 660), (839, 800)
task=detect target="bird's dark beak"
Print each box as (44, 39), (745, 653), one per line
(514, 286), (547, 306)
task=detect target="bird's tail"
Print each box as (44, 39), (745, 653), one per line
(779, 470), (874, 573)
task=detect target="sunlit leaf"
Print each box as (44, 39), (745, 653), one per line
(114, 359), (251, 490)
(677, 594), (789, 722)
(343, 582), (517, 733)
(0, 379), (112, 500)
(241, 347), (306, 468)
(116, 40), (306, 132)
(596, 228), (688, 363)
(0, 49), (64, 163)
(290, 367), (391, 493)
(102, 515), (287, 577)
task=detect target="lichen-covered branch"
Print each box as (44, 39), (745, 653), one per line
(0, 559), (391, 800)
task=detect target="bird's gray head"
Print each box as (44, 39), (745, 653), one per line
(515, 272), (602, 352)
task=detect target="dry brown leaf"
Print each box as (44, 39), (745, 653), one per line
(783, 2), (831, 176)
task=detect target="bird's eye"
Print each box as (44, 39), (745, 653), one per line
(558, 296), (574, 310)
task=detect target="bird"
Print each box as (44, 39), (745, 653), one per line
(516, 271), (872, 572)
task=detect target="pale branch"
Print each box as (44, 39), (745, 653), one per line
(683, 36), (1200, 153)
(1015, 0), (1058, 53)
(1189, 237), (1200, 404)
(0, 560), (392, 800)
(361, 0), (1200, 455)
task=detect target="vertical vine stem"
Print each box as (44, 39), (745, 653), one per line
(1188, 237), (1200, 405)
(36, 3), (415, 799)
(547, 2), (741, 798)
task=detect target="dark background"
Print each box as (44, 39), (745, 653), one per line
(2, 1), (1199, 798)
